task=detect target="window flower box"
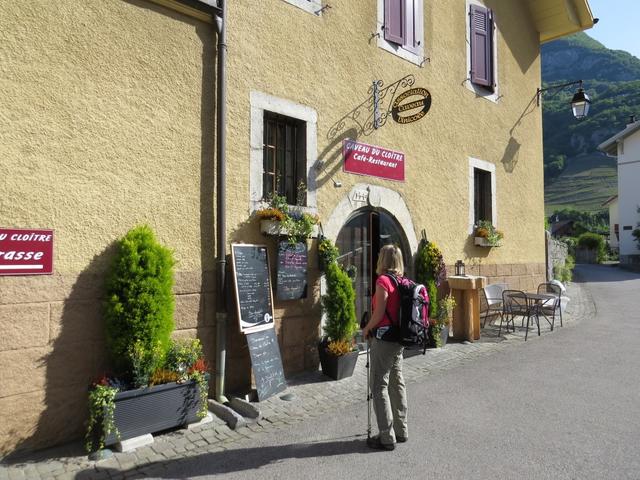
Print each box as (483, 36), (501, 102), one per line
(473, 221), (504, 248)
(474, 236), (502, 247)
(260, 219), (319, 238)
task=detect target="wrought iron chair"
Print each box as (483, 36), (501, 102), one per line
(501, 290), (539, 340)
(481, 283), (507, 327)
(537, 282), (563, 329)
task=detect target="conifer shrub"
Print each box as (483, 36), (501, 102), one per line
(104, 225), (176, 385)
(322, 261), (357, 353)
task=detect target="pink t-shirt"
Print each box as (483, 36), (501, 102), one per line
(372, 274), (401, 328)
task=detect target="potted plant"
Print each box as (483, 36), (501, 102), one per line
(317, 235), (339, 272)
(256, 192), (319, 245)
(318, 244), (358, 380)
(85, 225), (209, 453)
(474, 220), (504, 247)
(429, 294), (456, 348)
(415, 235), (446, 324)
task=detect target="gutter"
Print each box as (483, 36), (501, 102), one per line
(214, 0), (229, 404)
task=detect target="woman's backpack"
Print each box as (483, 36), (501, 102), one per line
(384, 274), (431, 353)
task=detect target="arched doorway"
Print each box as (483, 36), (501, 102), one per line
(335, 208), (411, 328)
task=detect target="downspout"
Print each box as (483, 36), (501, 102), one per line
(214, 0), (229, 404)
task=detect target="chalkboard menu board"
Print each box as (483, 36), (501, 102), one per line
(246, 328), (287, 401)
(276, 241), (308, 300)
(231, 244), (274, 333)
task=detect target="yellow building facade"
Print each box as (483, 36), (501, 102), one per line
(0, 0), (592, 455)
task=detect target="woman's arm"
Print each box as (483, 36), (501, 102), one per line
(362, 284), (388, 339)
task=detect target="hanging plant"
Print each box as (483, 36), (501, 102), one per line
(85, 380), (119, 453)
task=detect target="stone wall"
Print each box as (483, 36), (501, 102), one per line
(547, 234), (569, 279)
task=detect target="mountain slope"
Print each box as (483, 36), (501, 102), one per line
(544, 153), (617, 214)
(541, 32), (640, 213)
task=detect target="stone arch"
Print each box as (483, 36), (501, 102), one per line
(323, 183), (418, 255)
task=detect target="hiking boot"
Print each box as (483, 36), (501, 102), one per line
(396, 435), (408, 443)
(367, 436), (395, 451)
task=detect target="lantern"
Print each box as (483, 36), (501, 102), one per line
(455, 260), (466, 277)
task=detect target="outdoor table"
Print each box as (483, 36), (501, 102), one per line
(524, 292), (557, 339)
(447, 275), (486, 342)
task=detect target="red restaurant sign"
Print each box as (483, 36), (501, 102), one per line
(343, 139), (405, 182)
(0, 228), (54, 275)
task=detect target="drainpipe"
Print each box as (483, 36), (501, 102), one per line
(214, 0), (229, 404)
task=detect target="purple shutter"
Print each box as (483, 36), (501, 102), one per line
(405, 0), (420, 54)
(385, 0), (406, 45)
(470, 5), (493, 87)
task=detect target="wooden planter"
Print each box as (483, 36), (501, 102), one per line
(318, 344), (359, 380)
(104, 379), (206, 446)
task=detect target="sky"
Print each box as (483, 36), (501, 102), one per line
(586, 0), (640, 59)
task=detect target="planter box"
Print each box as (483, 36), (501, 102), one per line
(474, 237), (501, 247)
(260, 220), (319, 238)
(104, 379), (205, 446)
(428, 325), (450, 348)
(318, 344), (358, 380)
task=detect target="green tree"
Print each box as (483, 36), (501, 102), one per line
(104, 225), (176, 385)
(322, 262), (357, 346)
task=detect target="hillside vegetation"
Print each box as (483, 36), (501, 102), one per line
(541, 32), (640, 214)
(544, 153), (617, 214)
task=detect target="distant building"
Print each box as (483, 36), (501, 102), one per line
(551, 219), (576, 238)
(602, 195), (619, 252)
(599, 117), (640, 267)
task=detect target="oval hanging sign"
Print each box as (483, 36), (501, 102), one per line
(391, 87), (431, 124)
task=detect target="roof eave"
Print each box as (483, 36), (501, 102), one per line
(531, 0), (595, 45)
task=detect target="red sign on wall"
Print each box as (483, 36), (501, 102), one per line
(343, 139), (405, 182)
(0, 228), (54, 276)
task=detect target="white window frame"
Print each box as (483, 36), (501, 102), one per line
(250, 91), (318, 213)
(282, 0), (324, 16)
(377, 0), (425, 67)
(468, 157), (497, 234)
(465, 0), (499, 102)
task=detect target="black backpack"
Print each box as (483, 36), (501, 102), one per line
(383, 274), (431, 353)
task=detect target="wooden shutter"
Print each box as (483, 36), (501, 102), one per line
(470, 5), (493, 88)
(404, 0), (423, 55)
(385, 0), (406, 45)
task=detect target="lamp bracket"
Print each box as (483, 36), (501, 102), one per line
(536, 79), (583, 106)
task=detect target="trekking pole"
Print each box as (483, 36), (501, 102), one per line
(361, 311), (371, 440)
(366, 336), (372, 440)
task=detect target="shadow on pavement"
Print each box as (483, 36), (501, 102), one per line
(76, 438), (375, 479)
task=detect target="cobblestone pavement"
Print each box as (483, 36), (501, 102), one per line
(0, 280), (593, 480)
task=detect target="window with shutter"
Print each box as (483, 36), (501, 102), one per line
(470, 5), (493, 88)
(378, 0), (425, 65)
(465, 1), (498, 101)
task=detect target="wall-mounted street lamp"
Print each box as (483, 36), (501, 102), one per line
(537, 80), (591, 120)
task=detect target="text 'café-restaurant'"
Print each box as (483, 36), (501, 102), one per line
(0, 0), (594, 455)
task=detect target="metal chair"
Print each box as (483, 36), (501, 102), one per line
(537, 282), (562, 329)
(481, 283), (507, 327)
(501, 290), (539, 340)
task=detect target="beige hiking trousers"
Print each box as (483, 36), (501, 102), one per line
(370, 338), (408, 445)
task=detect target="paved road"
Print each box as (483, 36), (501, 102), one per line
(119, 264), (638, 480)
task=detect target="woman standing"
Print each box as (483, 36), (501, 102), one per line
(361, 244), (408, 451)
